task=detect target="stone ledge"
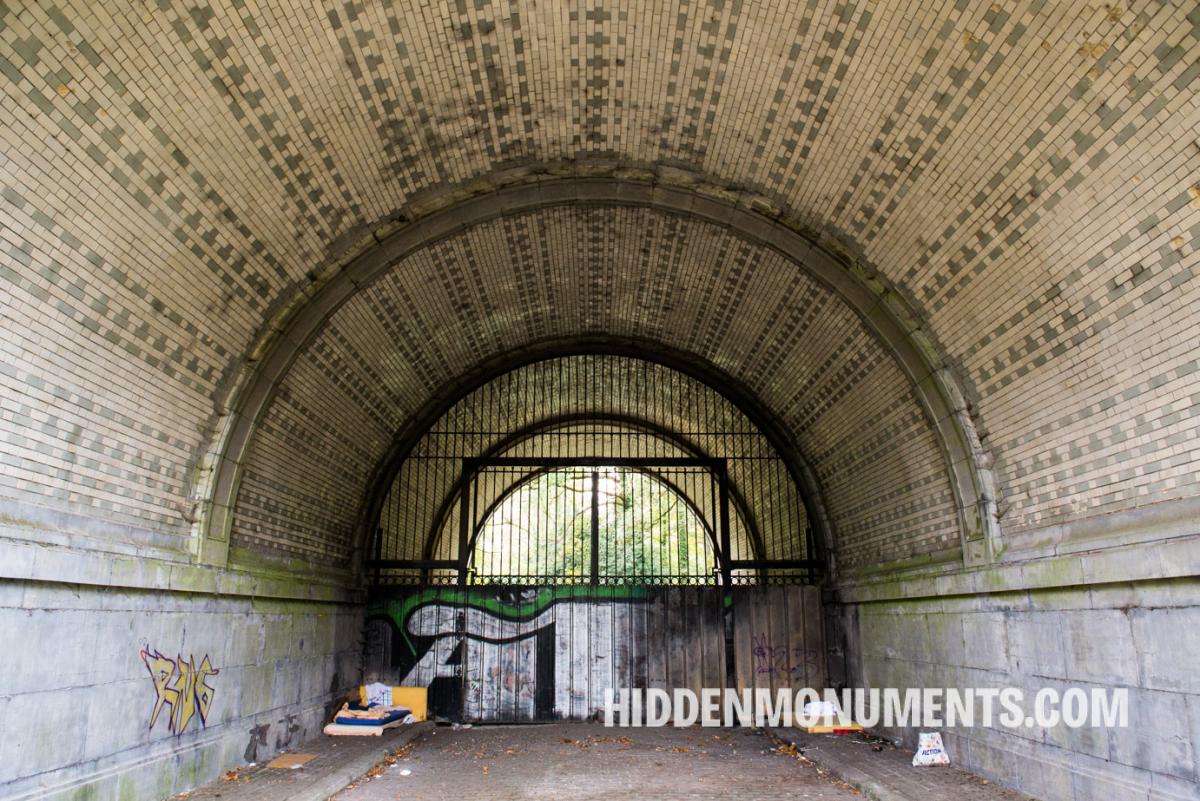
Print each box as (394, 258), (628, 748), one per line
(1000, 495), (1200, 559)
(0, 533), (362, 605)
(833, 499), (1200, 604)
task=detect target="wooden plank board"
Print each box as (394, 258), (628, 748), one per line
(645, 591), (667, 692)
(803, 721), (863, 734)
(685, 589), (705, 698)
(588, 596), (612, 716)
(471, 600), (495, 721)
(569, 586), (590, 719)
(554, 591), (573, 718)
(784, 584), (808, 691)
(692, 591), (706, 692)
(631, 592), (649, 693)
(707, 590), (727, 688)
(731, 588), (753, 696)
(768, 585), (791, 695)
(666, 588), (686, 698)
(687, 588), (701, 698)
(803, 584), (826, 689)
(437, 594), (459, 718)
(749, 586), (774, 694)
(701, 590), (717, 691)
(267, 753), (315, 769)
(611, 594), (630, 703)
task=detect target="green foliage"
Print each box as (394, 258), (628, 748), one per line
(473, 467), (714, 582)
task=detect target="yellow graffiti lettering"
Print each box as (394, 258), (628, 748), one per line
(195, 655), (218, 724)
(170, 656), (197, 735)
(140, 649), (179, 731)
(140, 647), (219, 735)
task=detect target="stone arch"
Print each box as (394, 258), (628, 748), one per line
(192, 179), (999, 573)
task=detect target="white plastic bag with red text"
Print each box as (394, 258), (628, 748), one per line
(912, 732), (950, 766)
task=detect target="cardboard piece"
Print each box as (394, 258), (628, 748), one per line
(266, 753), (316, 769)
(802, 717), (864, 734)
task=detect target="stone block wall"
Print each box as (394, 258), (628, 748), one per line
(829, 575), (1200, 801)
(0, 579), (361, 801)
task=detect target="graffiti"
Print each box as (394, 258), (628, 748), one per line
(365, 586), (823, 722)
(383, 585), (649, 656)
(395, 588), (639, 721)
(140, 647), (219, 735)
(750, 632), (815, 680)
(366, 586), (656, 721)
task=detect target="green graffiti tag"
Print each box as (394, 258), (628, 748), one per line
(368, 585), (654, 655)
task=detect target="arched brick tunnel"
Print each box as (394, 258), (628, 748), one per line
(1, 2), (1197, 799)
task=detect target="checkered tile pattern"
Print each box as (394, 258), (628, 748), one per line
(1, 1), (1197, 569)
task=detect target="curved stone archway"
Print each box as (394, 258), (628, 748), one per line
(196, 179), (1000, 576)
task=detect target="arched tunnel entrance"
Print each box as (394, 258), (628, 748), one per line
(363, 353), (826, 722)
(3, 2), (1199, 795)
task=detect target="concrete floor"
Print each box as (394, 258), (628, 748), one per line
(332, 723), (862, 801)
(178, 722), (1039, 801)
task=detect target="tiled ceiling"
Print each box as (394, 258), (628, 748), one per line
(1, 1), (1196, 573)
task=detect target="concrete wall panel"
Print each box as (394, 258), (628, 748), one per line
(0, 581), (360, 801)
(834, 577), (1200, 801)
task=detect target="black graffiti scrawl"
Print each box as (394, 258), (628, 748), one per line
(365, 584), (824, 723)
(366, 587), (646, 721)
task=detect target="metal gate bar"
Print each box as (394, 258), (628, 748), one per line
(369, 355), (821, 587)
(457, 457), (727, 586)
(376, 455), (820, 585)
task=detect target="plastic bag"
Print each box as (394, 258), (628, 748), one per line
(912, 732), (950, 766)
(802, 701), (839, 718)
(363, 681), (392, 706)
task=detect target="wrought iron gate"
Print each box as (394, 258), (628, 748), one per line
(364, 354), (824, 722)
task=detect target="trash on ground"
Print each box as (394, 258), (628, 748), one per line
(798, 700), (863, 734)
(324, 697), (419, 736)
(266, 753), (315, 769)
(912, 731), (951, 766)
(801, 716), (863, 734)
(357, 685), (428, 720)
